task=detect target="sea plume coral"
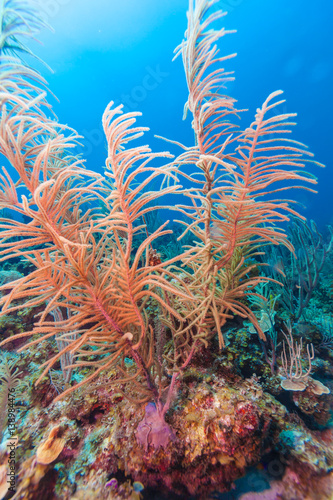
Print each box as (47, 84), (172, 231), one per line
(0, 0), (323, 410)
(0, 61), (194, 403)
(164, 0), (322, 348)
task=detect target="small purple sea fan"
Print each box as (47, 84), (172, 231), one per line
(136, 403), (176, 451)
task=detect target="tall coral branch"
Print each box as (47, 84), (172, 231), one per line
(0, 0), (325, 413)
(169, 0), (323, 347)
(0, 60), (194, 403)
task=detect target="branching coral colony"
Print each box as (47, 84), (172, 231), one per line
(0, 0), (323, 439)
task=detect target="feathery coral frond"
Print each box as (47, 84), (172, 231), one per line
(0, 0), (325, 406)
(0, 67), (193, 401)
(0, 0), (51, 67)
(168, 0), (323, 346)
(211, 90), (321, 269)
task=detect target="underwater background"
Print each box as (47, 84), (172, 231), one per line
(0, 1), (333, 499)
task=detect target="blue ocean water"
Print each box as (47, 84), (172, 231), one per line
(30, 0), (332, 229)
(1, 2), (333, 499)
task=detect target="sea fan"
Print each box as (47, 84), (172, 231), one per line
(0, 57), (193, 402)
(0, 0), (324, 402)
(167, 0), (323, 347)
(0, 0), (51, 67)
